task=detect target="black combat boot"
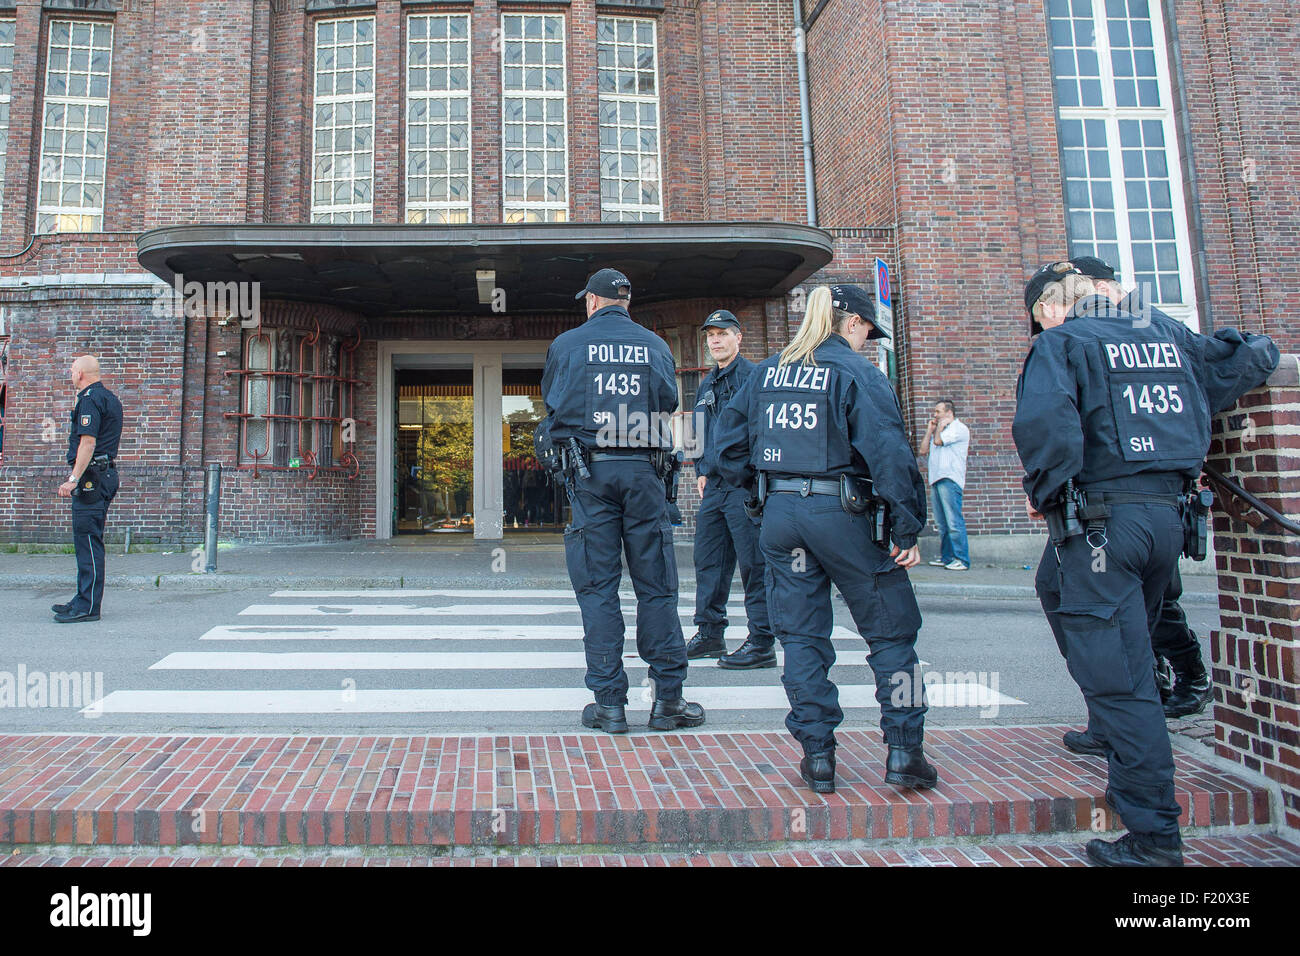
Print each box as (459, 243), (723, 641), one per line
(581, 702), (629, 734)
(685, 630), (727, 659)
(1154, 655), (1174, 705)
(884, 744), (939, 790)
(800, 751), (836, 794)
(1164, 649), (1211, 718)
(648, 697), (706, 730)
(1063, 729), (1106, 756)
(1086, 832), (1184, 867)
(717, 637), (777, 670)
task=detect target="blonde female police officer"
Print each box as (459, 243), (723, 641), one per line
(713, 285), (937, 794)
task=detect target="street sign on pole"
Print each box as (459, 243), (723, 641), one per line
(874, 257), (894, 347)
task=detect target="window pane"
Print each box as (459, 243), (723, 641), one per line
(35, 20), (112, 234)
(406, 14), (472, 223)
(501, 15), (567, 222)
(311, 17), (375, 222)
(596, 17), (661, 221)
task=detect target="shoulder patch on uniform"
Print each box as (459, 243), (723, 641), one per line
(81, 415), (91, 426)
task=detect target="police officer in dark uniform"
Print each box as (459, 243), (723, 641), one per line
(1025, 259), (1278, 761)
(714, 285), (936, 794)
(539, 268), (703, 733)
(685, 309), (775, 668)
(54, 355), (123, 623)
(1015, 263), (1276, 866)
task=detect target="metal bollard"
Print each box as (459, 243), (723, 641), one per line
(204, 462), (221, 573)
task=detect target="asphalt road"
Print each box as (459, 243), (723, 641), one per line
(0, 584), (1220, 736)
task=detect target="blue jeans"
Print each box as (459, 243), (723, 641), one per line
(930, 478), (969, 565)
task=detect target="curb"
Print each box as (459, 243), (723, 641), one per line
(0, 572), (1220, 604)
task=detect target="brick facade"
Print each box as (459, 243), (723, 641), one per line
(0, 0), (1295, 544)
(1207, 357), (1300, 830)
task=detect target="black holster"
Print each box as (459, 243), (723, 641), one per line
(1182, 488), (1213, 560)
(657, 449), (684, 524)
(73, 463), (104, 505)
(743, 472), (768, 519)
(1042, 479), (1084, 546)
(867, 499), (891, 549)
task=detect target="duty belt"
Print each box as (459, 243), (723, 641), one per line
(588, 450), (656, 463)
(90, 455), (115, 468)
(768, 477), (844, 497)
(1080, 488), (1181, 507)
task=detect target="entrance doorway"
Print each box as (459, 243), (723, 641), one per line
(502, 368), (568, 531)
(377, 343), (569, 539)
(395, 369), (475, 534)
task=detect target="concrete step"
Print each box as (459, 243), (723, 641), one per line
(5, 834), (1300, 867)
(0, 725), (1273, 853)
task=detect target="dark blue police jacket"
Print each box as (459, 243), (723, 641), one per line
(692, 354), (756, 481)
(1013, 294), (1278, 510)
(712, 333), (927, 550)
(540, 304), (679, 449)
(1118, 289), (1279, 416)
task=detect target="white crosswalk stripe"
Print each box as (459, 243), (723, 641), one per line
(85, 588), (1023, 718)
(239, 603), (749, 617)
(199, 624), (862, 641)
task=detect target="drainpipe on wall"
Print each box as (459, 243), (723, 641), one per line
(794, 0), (818, 226)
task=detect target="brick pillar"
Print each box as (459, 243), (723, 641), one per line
(371, 0), (402, 222)
(1207, 354), (1300, 830)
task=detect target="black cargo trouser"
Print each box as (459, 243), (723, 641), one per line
(693, 480), (772, 645)
(1034, 500), (1185, 844)
(563, 458), (688, 706)
(760, 491), (926, 756)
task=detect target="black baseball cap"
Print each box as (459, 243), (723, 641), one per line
(575, 268), (631, 300)
(700, 309), (741, 332)
(1024, 260), (1083, 334)
(829, 284), (889, 340)
(1070, 255), (1117, 282)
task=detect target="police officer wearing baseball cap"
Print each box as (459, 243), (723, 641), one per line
(712, 284), (936, 794)
(1013, 256), (1277, 865)
(539, 267), (704, 733)
(1054, 255), (1279, 750)
(685, 309), (775, 668)
(1023, 260), (1086, 335)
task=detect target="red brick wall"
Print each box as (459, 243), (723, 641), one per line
(1169, 1), (1299, 350)
(1207, 358), (1300, 830)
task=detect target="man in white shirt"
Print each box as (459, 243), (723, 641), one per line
(920, 399), (970, 570)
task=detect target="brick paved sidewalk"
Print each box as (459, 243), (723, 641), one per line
(5, 834), (1299, 867)
(0, 724), (1275, 856)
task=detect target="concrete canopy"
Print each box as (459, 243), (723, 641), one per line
(136, 221), (834, 315)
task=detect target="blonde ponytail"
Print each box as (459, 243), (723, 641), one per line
(781, 286), (849, 367)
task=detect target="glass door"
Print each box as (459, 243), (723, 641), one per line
(501, 368), (568, 530)
(395, 370), (475, 534)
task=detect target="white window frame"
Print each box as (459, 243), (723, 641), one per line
(0, 19), (15, 222)
(310, 15), (376, 224)
(1052, 1), (1198, 329)
(596, 15), (663, 222)
(405, 12), (472, 224)
(500, 13), (569, 223)
(35, 19), (113, 234)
